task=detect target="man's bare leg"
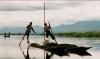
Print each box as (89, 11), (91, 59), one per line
(27, 35), (30, 43)
(22, 34), (26, 40)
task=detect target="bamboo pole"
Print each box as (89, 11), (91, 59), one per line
(44, 2), (46, 59)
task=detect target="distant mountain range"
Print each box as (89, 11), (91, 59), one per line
(0, 20), (100, 33)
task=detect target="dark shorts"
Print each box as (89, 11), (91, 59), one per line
(25, 31), (30, 36)
(46, 30), (55, 40)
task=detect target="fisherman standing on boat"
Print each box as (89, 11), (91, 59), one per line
(22, 22), (36, 43)
(44, 22), (57, 44)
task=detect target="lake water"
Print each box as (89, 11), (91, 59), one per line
(0, 35), (100, 59)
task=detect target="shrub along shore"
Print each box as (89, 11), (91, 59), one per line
(1, 32), (100, 37)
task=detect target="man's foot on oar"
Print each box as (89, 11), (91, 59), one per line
(54, 39), (58, 44)
(27, 41), (30, 44)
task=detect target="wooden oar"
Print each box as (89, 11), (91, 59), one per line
(48, 22), (58, 44)
(19, 38), (23, 46)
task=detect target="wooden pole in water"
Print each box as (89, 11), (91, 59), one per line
(44, 2), (46, 59)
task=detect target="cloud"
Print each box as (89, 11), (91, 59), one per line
(47, 1), (83, 6)
(0, 1), (84, 11)
(0, 1), (63, 11)
(0, 1), (99, 28)
(0, 2), (43, 11)
(0, 0), (99, 1)
(0, 6), (43, 11)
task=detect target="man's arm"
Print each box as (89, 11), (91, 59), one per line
(48, 22), (51, 29)
(32, 27), (36, 33)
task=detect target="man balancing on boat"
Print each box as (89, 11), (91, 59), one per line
(19, 22), (36, 46)
(44, 22), (57, 44)
(44, 22), (58, 59)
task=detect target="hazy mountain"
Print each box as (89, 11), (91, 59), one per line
(0, 25), (43, 33)
(53, 20), (100, 33)
(0, 20), (100, 33)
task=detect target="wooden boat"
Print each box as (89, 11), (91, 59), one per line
(30, 42), (92, 56)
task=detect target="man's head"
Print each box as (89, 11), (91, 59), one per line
(30, 22), (32, 25)
(44, 23), (47, 25)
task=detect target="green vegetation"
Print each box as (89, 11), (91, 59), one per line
(55, 32), (100, 37)
(0, 32), (100, 37)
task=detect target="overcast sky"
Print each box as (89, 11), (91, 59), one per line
(0, 1), (100, 28)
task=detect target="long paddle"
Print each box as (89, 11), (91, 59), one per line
(19, 38), (23, 46)
(48, 22), (58, 44)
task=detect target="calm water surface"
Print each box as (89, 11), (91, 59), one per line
(0, 35), (100, 59)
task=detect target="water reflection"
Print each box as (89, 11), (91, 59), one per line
(46, 53), (54, 59)
(0, 35), (100, 59)
(19, 46), (30, 59)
